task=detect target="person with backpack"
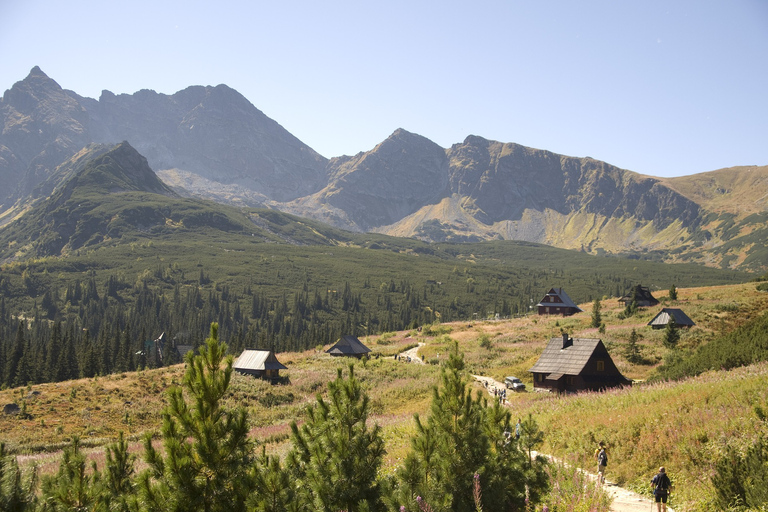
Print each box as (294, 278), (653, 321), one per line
(651, 466), (672, 511)
(594, 442), (608, 484)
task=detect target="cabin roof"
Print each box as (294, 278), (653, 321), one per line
(529, 337), (602, 376)
(326, 335), (371, 356)
(233, 349), (287, 371)
(535, 287), (582, 310)
(648, 308), (695, 327)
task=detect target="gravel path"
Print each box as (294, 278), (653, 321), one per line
(470, 375), (673, 512)
(397, 342), (425, 364)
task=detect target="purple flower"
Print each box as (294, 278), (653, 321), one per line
(417, 496), (422, 503)
(400, 507), (406, 512)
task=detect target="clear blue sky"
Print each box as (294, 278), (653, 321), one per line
(1, 0), (766, 177)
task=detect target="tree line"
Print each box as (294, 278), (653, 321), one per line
(0, 261), (644, 389)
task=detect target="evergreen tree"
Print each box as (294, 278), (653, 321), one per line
(625, 328), (642, 364)
(663, 317), (680, 348)
(392, 343), (546, 512)
(590, 298), (602, 328)
(94, 432), (139, 512)
(5, 322), (27, 388)
(139, 323), (252, 512)
(40, 436), (98, 511)
(669, 284), (678, 301)
(0, 442), (38, 511)
(248, 451), (298, 512)
(287, 365), (385, 512)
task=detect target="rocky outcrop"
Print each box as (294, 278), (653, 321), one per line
(0, 66), (91, 209)
(279, 129), (450, 230)
(1, 67), (328, 219)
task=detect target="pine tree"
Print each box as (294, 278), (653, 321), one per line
(95, 431), (138, 512)
(590, 298), (602, 328)
(139, 323), (253, 512)
(40, 436), (98, 511)
(391, 342), (545, 512)
(625, 328), (642, 364)
(663, 317), (680, 348)
(248, 450), (298, 512)
(0, 442), (38, 511)
(287, 364), (385, 512)
(669, 284), (678, 301)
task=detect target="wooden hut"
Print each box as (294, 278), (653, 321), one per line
(619, 284), (659, 307)
(536, 288), (583, 316)
(326, 335), (371, 358)
(648, 308), (695, 329)
(528, 333), (631, 393)
(233, 349), (287, 381)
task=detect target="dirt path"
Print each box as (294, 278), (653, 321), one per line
(470, 376), (672, 512)
(398, 342), (425, 364)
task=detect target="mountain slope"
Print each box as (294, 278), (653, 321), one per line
(0, 142), (253, 259)
(0, 66), (92, 213)
(76, 83), (329, 202)
(1, 68), (766, 271)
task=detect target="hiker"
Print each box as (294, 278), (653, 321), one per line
(651, 467), (672, 512)
(595, 442), (608, 484)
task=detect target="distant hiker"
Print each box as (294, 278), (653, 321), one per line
(515, 418), (521, 440)
(595, 442), (608, 484)
(651, 467), (672, 512)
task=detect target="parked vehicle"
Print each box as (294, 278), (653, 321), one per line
(504, 376), (526, 392)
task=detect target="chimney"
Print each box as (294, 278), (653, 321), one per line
(562, 332), (573, 349)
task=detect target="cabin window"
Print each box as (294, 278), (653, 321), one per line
(596, 361), (605, 371)
(566, 376), (575, 385)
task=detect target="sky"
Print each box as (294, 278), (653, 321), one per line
(1, 0), (766, 178)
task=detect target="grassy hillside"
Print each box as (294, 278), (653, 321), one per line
(1, 282), (766, 510)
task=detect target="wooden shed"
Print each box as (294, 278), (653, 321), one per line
(528, 333), (631, 393)
(619, 284), (659, 307)
(233, 349), (287, 381)
(536, 288), (583, 316)
(326, 335), (371, 358)
(648, 308), (695, 329)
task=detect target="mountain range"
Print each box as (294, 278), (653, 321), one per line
(1, 67), (766, 271)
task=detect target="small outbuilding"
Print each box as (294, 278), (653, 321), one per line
(536, 288), (583, 316)
(620, 284), (659, 308)
(233, 349), (288, 381)
(528, 333), (631, 393)
(648, 308), (695, 329)
(326, 335), (371, 358)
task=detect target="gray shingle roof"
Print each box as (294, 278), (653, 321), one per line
(233, 350), (287, 371)
(326, 335), (371, 356)
(529, 337), (602, 376)
(536, 288), (582, 310)
(648, 308), (695, 327)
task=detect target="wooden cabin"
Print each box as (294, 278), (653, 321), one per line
(326, 335), (371, 358)
(536, 288), (583, 316)
(648, 308), (695, 329)
(619, 284), (659, 308)
(233, 349), (287, 381)
(528, 333), (631, 393)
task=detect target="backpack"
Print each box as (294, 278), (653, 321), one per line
(654, 473), (669, 495)
(598, 449), (607, 466)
